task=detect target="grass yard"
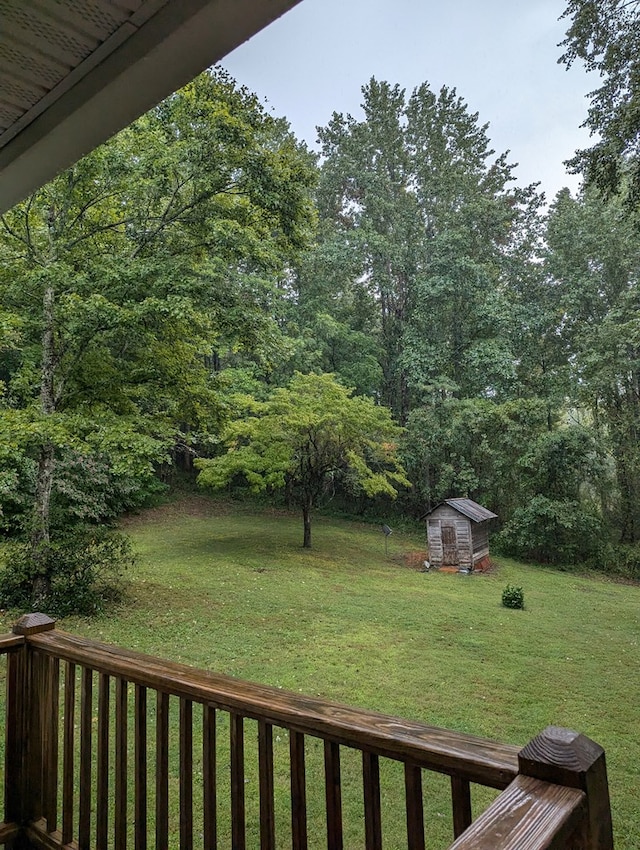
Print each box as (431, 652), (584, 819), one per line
(1, 495), (638, 847)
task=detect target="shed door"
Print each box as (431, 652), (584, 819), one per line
(442, 523), (457, 565)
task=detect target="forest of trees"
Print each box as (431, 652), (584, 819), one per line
(1, 2), (640, 612)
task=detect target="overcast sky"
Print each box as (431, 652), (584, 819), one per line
(222, 0), (595, 201)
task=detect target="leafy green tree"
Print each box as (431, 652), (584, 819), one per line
(279, 239), (384, 396)
(518, 426), (606, 501)
(196, 373), (408, 547)
(496, 494), (605, 565)
(315, 79), (527, 422)
(0, 69), (316, 606)
(300, 77), (564, 522)
(495, 421), (607, 566)
(402, 397), (549, 517)
(561, 0), (640, 204)
(545, 187), (640, 541)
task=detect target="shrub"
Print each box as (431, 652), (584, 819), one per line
(494, 496), (603, 565)
(51, 449), (166, 527)
(594, 542), (640, 580)
(502, 584), (525, 609)
(0, 527), (135, 617)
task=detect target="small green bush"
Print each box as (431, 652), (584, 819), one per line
(0, 527), (135, 617)
(494, 496), (603, 565)
(502, 584), (525, 610)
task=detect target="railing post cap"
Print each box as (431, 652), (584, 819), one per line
(519, 725), (605, 787)
(12, 612), (56, 635)
(520, 726), (613, 849)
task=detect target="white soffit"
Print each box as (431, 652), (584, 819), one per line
(0, 0), (301, 213)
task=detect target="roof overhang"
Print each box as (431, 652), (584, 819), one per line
(421, 499), (498, 523)
(0, 0), (301, 215)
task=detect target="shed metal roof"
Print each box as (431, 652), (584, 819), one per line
(0, 0), (301, 213)
(423, 498), (498, 523)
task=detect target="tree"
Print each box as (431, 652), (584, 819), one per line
(545, 187), (640, 540)
(276, 236), (384, 396)
(402, 397), (550, 517)
(0, 69), (316, 606)
(195, 373), (408, 547)
(496, 426), (607, 565)
(300, 77), (561, 520)
(561, 0), (640, 204)
(315, 79), (526, 423)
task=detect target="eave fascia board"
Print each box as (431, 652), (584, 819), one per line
(0, 0), (302, 214)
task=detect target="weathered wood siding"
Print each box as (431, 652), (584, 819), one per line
(427, 505), (492, 568)
(427, 506), (473, 568)
(427, 519), (444, 563)
(471, 524), (490, 564)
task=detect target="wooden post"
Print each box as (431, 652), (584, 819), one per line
(5, 638), (27, 848)
(12, 612), (56, 638)
(8, 614), (56, 850)
(518, 726), (613, 850)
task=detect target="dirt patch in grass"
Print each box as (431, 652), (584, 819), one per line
(121, 495), (303, 530)
(121, 495), (230, 528)
(403, 550), (429, 569)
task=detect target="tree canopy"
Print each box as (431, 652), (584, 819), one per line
(196, 373), (408, 547)
(561, 0), (640, 204)
(311, 78), (525, 423)
(0, 68), (316, 607)
(3, 31), (640, 602)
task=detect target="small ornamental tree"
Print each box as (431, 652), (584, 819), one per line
(196, 372), (409, 547)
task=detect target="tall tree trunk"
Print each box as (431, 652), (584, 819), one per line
(302, 499), (312, 549)
(607, 388), (640, 543)
(31, 282), (57, 605)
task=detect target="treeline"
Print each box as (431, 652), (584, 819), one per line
(1, 58), (639, 612)
(275, 79), (640, 573)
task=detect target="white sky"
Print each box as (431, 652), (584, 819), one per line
(222, 0), (596, 202)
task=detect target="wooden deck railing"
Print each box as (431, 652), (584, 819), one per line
(0, 614), (613, 849)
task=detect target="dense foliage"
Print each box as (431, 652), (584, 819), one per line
(561, 0), (640, 204)
(0, 527), (134, 616)
(3, 8), (640, 612)
(196, 372), (408, 547)
(0, 69), (316, 609)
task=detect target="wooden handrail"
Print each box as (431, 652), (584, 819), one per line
(447, 775), (587, 849)
(0, 822), (19, 844)
(27, 627), (519, 789)
(1, 615), (613, 850)
(0, 633), (25, 652)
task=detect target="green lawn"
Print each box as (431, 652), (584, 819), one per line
(2, 496), (638, 847)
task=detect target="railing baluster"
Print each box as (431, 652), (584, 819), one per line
(14, 625), (612, 850)
(41, 655), (60, 833)
(97, 673), (110, 850)
(258, 720), (275, 850)
(324, 740), (343, 850)
(180, 698), (193, 850)
(5, 644), (26, 830)
(203, 705), (217, 850)
(363, 752), (382, 850)
(156, 691), (169, 850)
(79, 667), (93, 850)
(451, 776), (472, 838)
(135, 685), (148, 850)
(115, 678), (128, 850)
(26, 651), (45, 824)
(62, 662), (76, 844)
(290, 730), (307, 850)
(230, 713), (246, 850)
(405, 764), (425, 850)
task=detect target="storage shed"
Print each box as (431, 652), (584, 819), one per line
(423, 498), (497, 571)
